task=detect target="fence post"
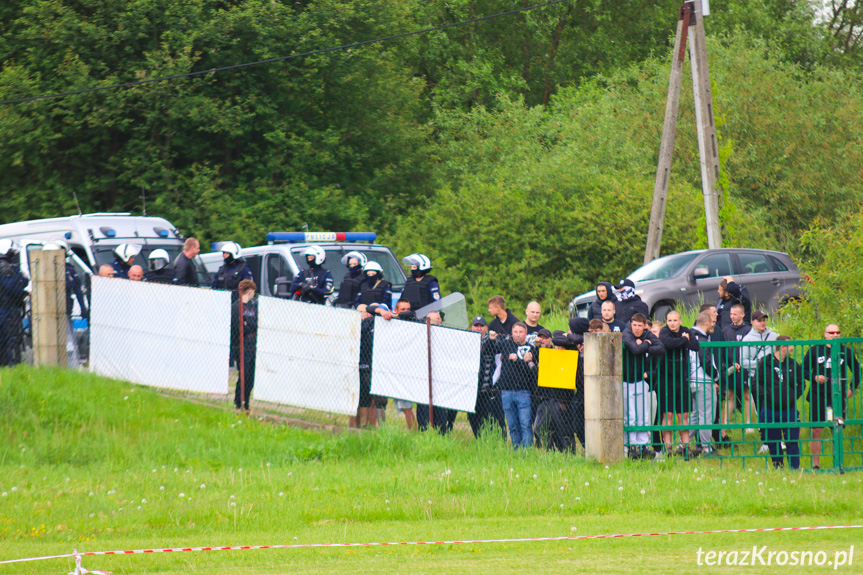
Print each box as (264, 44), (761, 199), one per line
(29, 249), (66, 367)
(584, 332), (623, 463)
(830, 342), (844, 473)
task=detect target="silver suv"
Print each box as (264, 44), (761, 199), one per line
(569, 248), (802, 320)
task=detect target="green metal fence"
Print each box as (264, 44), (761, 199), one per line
(622, 336), (863, 472)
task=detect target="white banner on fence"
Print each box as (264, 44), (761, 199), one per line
(253, 297), (362, 416)
(90, 276), (231, 393)
(370, 318), (479, 412)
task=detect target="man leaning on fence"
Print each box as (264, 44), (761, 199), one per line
(688, 311), (718, 457)
(802, 323), (862, 470)
(622, 312), (665, 459)
(754, 335), (805, 469)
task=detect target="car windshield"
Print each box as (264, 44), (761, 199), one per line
(93, 243), (184, 271)
(290, 247), (407, 291)
(628, 252), (699, 282)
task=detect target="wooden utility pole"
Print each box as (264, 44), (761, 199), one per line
(644, 0), (721, 265)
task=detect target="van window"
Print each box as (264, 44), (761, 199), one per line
(245, 255), (262, 288)
(266, 254), (291, 296)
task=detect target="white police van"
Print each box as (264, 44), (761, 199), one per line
(200, 231), (406, 303)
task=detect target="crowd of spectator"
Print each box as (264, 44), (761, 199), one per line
(2, 235), (860, 471)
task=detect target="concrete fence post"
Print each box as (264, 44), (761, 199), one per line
(583, 332), (623, 463)
(29, 249), (66, 367)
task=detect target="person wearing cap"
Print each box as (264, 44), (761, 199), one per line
(716, 275), (751, 331)
(802, 323), (862, 470)
(741, 310), (779, 441)
(333, 251), (366, 308)
(173, 238), (201, 287)
(614, 278), (649, 326)
(110, 243), (142, 279)
(754, 335), (806, 469)
(532, 327), (576, 452)
(524, 301), (545, 335)
(467, 316), (506, 439)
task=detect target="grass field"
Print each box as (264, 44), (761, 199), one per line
(1, 366), (862, 574)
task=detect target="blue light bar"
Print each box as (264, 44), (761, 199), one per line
(99, 227), (116, 238)
(266, 232), (377, 244)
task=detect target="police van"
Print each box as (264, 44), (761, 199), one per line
(0, 213), (209, 283)
(200, 232), (406, 303)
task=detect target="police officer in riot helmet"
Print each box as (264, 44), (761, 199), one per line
(400, 253), (441, 311)
(289, 245), (334, 304)
(355, 261), (393, 310)
(0, 239), (28, 367)
(144, 249), (174, 284)
(333, 251), (366, 308)
(212, 241), (254, 367)
(211, 242), (253, 292)
(110, 244), (142, 279)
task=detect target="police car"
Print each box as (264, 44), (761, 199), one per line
(199, 232), (407, 303)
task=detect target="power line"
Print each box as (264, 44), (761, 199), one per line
(0, 0), (571, 106)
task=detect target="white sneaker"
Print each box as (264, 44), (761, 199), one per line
(780, 441), (786, 451)
(758, 444), (770, 455)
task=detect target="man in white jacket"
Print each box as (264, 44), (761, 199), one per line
(740, 310), (778, 444)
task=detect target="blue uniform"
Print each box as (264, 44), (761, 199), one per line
(110, 258), (132, 279)
(289, 266), (334, 304)
(211, 259), (253, 292)
(0, 257), (28, 367)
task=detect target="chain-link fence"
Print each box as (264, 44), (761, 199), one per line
(0, 250), (29, 368)
(623, 334), (863, 470)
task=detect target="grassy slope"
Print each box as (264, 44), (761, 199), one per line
(1, 366), (861, 574)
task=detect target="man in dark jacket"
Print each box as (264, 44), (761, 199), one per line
(532, 328), (576, 452)
(600, 300), (625, 333)
(754, 335), (805, 469)
(400, 253), (441, 311)
(720, 303), (754, 442)
(657, 310), (699, 456)
(587, 281), (617, 321)
(467, 316), (506, 439)
(716, 276), (751, 330)
(0, 240), (28, 367)
(333, 251), (366, 308)
(288, 245), (334, 304)
(172, 238), (201, 287)
(144, 249), (174, 284)
(622, 313), (665, 458)
(487, 294), (520, 336)
(212, 241), (254, 366)
(615, 279), (649, 326)
(802, 323), (861, 469)
(234, 280), (258, 411)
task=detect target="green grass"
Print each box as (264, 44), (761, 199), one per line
(1, 366), (862, 574)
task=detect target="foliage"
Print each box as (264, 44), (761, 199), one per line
(781, 209), (863, 338)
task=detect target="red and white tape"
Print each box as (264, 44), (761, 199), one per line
(2, 524), (861, 567)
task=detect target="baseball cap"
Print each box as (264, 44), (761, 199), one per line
(615, 278), (635, 290)
(537, 328), (553, 338)
(752, 310), (768, 321)
(472, 316), (487, 326)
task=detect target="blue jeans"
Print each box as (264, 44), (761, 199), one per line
(501, 389), (533, 449)
(760, 407), (800, 469)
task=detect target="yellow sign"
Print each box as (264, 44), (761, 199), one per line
(537, 347), (579, 390)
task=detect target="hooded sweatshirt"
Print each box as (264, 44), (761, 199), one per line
(587, 282), (617, 321)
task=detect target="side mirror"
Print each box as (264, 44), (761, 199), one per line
(693, 266), (709, 279)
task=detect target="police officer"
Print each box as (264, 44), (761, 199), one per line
(144, 249), (174, 284)
(43, 241), (89, 367)
(355, 261), (392, 310)
(110, 244), (141, 279)
(211, 242), (253, 292)
(401, 253), (441, 311)
(211, 242), (253, 366)
(289, 245), (334, 304)
(333, 251), (366, 308)
(0, 240), (28, 367)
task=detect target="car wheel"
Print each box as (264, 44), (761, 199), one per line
(652, 304), (673, 322)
